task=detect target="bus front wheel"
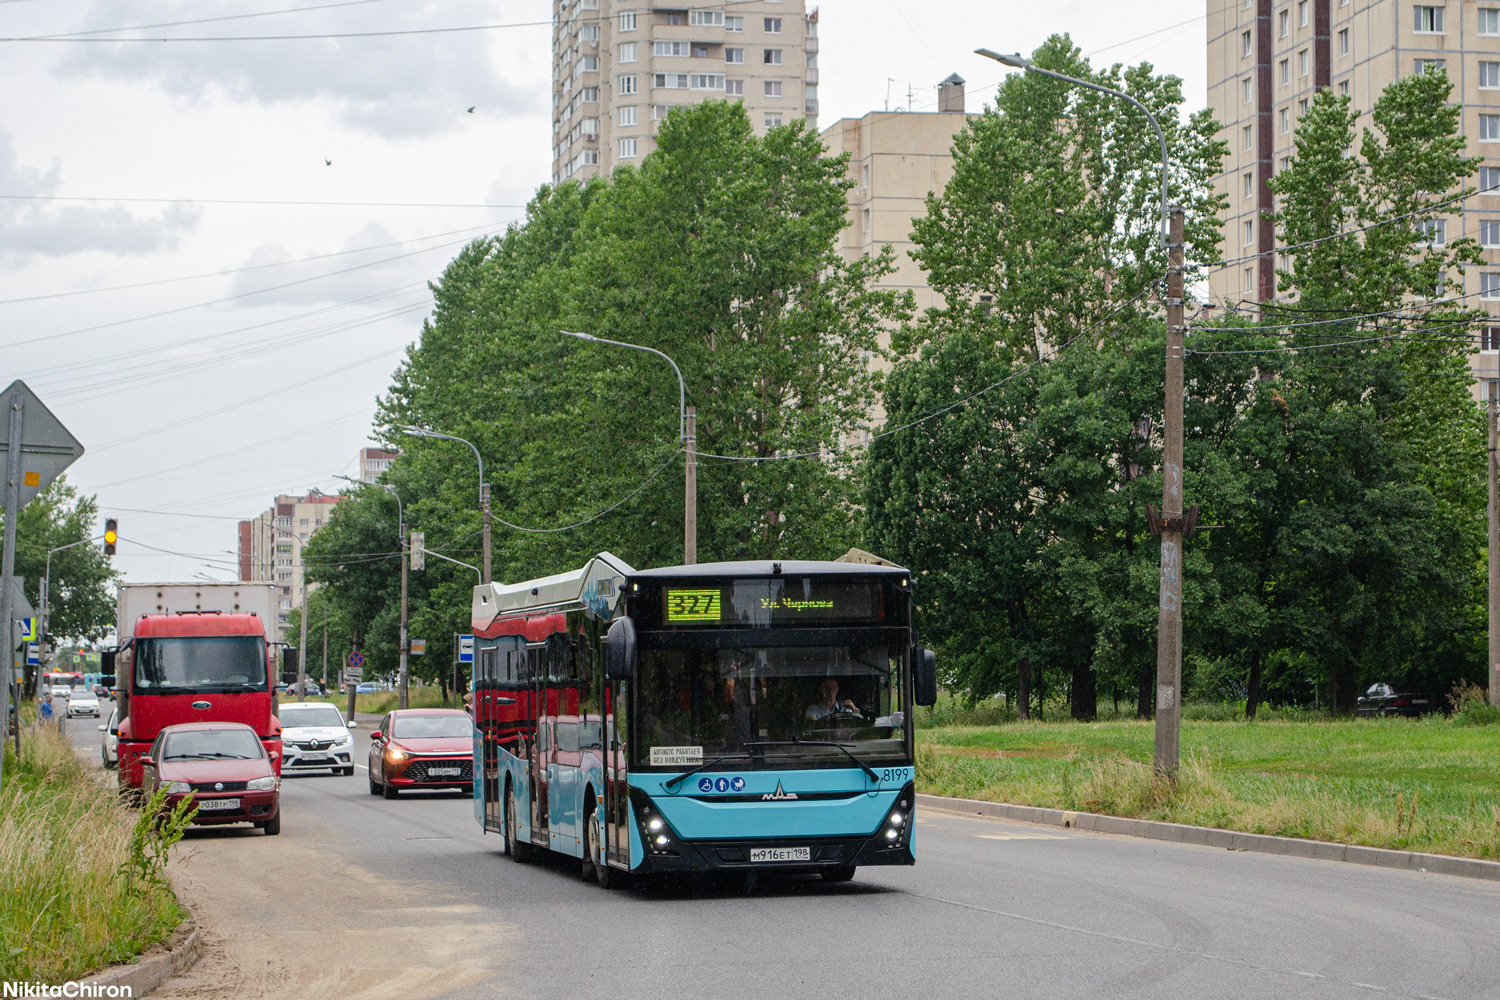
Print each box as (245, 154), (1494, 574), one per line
(507, 786), (532, 863)
(821, 866), (856, 883)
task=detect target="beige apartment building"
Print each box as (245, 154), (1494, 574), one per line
(552, 0), (819, 184)
(1208, 0), (1500, 383)
(237, 492), (342, 640)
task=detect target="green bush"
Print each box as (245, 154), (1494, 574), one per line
(1449, 682), (1500, 726)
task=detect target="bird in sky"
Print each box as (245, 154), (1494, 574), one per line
(467, 106), (476, 113)
(324, 159), (332, 166)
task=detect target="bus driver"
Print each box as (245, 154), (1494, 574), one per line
(806, 678), (859, 721)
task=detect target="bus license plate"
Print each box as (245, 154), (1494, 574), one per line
(750, 847), (810, 863)
(428, 767), (461, 776)
(197, 798), (240, 811)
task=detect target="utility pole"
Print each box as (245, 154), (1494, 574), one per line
(1154, 206), (1187, 776)
(0, 394), (21, 790)
(297, 542), (308, 702)
(346, 626), (359, 722)
(1490, 381), (1499, 707)
(685, 406), (697, 565)
(481, 483), (492, 584)
(399, 529), (410, 710)
(321, 600), (329, 693)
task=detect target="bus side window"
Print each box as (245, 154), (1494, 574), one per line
(555, 721), (579, 753)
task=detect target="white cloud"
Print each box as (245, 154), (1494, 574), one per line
(226, 222), (441, 306)
(58, 1), (546, 139)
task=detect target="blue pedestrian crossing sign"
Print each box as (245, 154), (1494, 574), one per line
(20, 618), (36, 642)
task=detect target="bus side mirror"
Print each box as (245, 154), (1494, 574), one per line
(603, 616), (637, 681)
(914, 648), (937, 707)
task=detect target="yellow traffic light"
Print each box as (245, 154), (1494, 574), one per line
(104, 519), (117, 556)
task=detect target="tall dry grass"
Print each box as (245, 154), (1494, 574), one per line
(0, 723), (184, 982)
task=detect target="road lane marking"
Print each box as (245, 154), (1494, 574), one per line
(975, 832), (1067, 841)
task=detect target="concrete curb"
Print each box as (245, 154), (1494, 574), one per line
(916, 793), (1500, 882)
(72, 915), (202, 998)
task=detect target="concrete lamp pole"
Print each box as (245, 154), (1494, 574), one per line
(978, 48), (1188, 776)
(335, 474), (408, 709)
(402, 426), (489, 583)
(39, 535), (101, 674)
(558, 331), (695, 564)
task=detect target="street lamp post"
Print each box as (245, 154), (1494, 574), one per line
(39, 535), (101, 675)
(335, 474), (409, 709)
(558, 331), (696, 564)
(977, 48), (1187, 776)
(401, 427), (489, 583)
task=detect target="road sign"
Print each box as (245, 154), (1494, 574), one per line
(409, 530), (425, 571)
(343, 668), (363, 682)
(0, 381), (85, 509)
(409, 638), (426, 656)
(458, 634), (474, 664)
(25, 643), (37, 667)
(347, 650), (364, 669)
(19, 618), (35, 643)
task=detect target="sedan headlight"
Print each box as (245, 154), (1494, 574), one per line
(386, 746), (409, 761)
(163, 781), (192, 794)
(332, 735), (350, 746)
(246, 776), (277, 791)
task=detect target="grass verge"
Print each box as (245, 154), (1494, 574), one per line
(0, 723), (187, 982)
(292, 685), (456, 716)
(918, 714), (1500, 860)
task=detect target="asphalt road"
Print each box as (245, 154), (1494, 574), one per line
(65, 706), (1500, 1000)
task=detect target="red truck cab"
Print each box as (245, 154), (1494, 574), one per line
(110, 611), (281, 790)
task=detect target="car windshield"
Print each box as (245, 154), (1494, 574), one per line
(134, 636), (267, 692)
(162, 728), (264, 760)
(391, 715), (472, 739)
(279, 705), (344, 729)
(635, 644), (908, 768)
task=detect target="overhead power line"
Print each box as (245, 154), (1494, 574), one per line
(0, 194), (524, 210)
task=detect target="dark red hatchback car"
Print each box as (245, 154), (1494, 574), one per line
(368, 709), (474, 798)
(142, 722), (281, 835)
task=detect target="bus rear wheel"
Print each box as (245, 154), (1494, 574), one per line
(506, 787), (532, 863)
(582, 806), (600, 884)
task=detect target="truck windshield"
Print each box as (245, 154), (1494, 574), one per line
(634, 643), (908, 769)
(134, 637), (267, 693)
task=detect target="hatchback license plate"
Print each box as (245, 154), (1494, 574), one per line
(750, 846), (810, 863)
(428, 767), (461, 776)
(196, 798), (240, 811)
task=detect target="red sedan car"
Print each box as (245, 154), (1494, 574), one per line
(368, 709), (474, 798)
(141, 722), (281, 835)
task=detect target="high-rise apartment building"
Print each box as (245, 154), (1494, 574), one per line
(238, 492), (342, 641)
(552, 1), (819, 184)
(1207, 0), (1500, 384)
(358, 446), (399, 484)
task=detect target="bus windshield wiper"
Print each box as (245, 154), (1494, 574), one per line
(662, 754), (751, 790)
(744, 740), (879, 782)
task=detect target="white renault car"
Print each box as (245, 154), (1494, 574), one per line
(278, 702), (357, 775)
(99, 709), (119, 768)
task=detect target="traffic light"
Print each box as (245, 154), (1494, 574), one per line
(103, 519), (117, 556)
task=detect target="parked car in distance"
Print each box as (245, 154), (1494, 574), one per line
(356, 682), (378, 694)
(141, 722), (281, 835)
(1356, 682), (1444, 718)
(66, 687), (101, 718)
(99, 709), (119, 769)
(368, 709), (474, 799)
(278, 702), (357, 775)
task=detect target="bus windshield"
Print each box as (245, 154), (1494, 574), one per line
(133, 636), (267, 693)
(634, 643), (908, 769)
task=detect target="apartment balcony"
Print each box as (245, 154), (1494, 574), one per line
(805, 36), (818, 54)
(805, 67), (818, 85)
(805, 100), (819, 117)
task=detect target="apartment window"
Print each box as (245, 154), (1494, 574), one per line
(619, 106), (637, 126)
(1244, 266), (1256, 292)
(1298, 98), (1309, 117)
(1280, 155), (1292, 171)
(725, 79), (743, 95)
(693, 44), (709, 58)
(1280, 108), (1291, 133)
(1483, 114), (1500, 141)
(764, 16), (782, 32)
(1415, 58), (1446, 74)
(1482, 166), (1500, 191)
(619, 138), (638, 159)
(618, 10), (636, 31)
(1483, 9), (1500, 35)
(1339, 80), (1350, 95)
(654, 40), (689, 57)
(276, 516), (291, 526)
(862, 207), (871, 233)
(1483, 273), (1500, 299)
(1279, 59), (1289, 85)
(1279, 10), (1290, 36)
(1298, 0), (1308, 27)
(690, 9), (724, 26)
(619, 42), (637, 63)
(581, 86), (598, 102)
(580, 24), (599, 43)
(690, 73), (724, 90)
(764, 113), (783, 128)
(764, 80), (782, 97)
(1243, 123), (1253, 150)
(1483, 326), (1500, 351)
(1414, 6), (1444, 33)
(1243, 29), (1252, 56)
(580, 55), (598, 72)
(1243, 172), (1254, 199)
(1243, 219), (1254, 245)
(725, 47), (743, 63)
(299, 532), (308, 541)
(1299, 49), (1309, 77)
(1483, 62), (1500, 89)
(862, 163), (871, 188)
(299, 518), (308, 527)
(1482, 220), (1500, 247)
(664, 10), (684, 24)
(1419, 219), (1446, 246)
(726, 15), (743, 31)
(655, 72), (689, 88)
(1338, 28), (1349, 56)
(618, 74), (637, 95)
(582, 149), (598, 165)
(1243, 78), (1253, 104)
(764, 48), (782, 65)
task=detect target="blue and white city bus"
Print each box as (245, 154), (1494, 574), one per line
(469, 552), (937, 887)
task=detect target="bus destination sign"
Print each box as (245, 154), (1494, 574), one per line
(661, 579), (886, 627)
(665, 588), (722, 623)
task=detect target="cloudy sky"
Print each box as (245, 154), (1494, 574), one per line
(0, 0), (1203, 586)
